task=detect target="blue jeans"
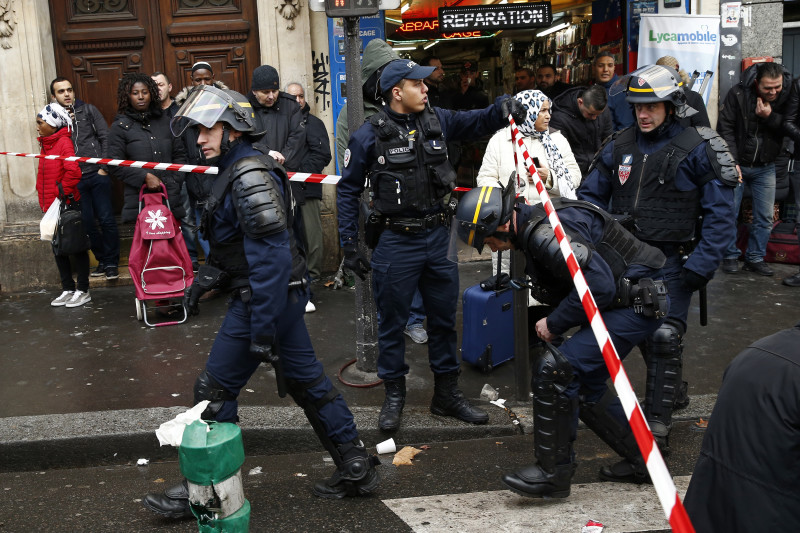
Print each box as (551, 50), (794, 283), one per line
(77, 170), (119, 267)
(725, 164), (776, 263)
(371, 225), (460, 380)
(406, 290), (425, 328)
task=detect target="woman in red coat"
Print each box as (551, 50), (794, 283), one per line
(37, 102), (91, 307)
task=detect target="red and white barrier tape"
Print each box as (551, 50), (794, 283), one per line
(0, 151), (341, 184)
(507, 116), (694, 533)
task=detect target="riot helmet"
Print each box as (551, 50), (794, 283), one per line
(610, 64), (697, 118)
(170, 85), (255, 137)
(453, 176), (516, 254)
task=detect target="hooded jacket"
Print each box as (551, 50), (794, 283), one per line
(717, 63), (794, 166)
(335, 39), (399, 170)
(37, 127), (82, 211)
(550, 86), (613, 176)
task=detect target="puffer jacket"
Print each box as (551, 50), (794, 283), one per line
(550, 86), (613, 176)
(105, 110), (186, 222)
(37, 127), (82, 211)
(717, 63), (795, 166)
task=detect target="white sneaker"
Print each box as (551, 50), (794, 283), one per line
(65, 290), (91, 308)
(51, 290), (74, 307)
(305, 300), (316, 313)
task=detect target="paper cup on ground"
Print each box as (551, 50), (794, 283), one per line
(376, 438), (396, 454)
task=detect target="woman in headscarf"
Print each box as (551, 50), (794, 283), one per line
(476, 89), (582, 203)
(36, 102), (91, 308)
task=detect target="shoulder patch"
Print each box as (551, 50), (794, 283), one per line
(343, 148), (351, 168)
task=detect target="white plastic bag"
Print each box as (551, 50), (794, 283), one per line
(40, 198), (61, 241)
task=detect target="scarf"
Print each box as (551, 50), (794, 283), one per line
(514, 90), (575, 199)
(37, 102), (73, 132)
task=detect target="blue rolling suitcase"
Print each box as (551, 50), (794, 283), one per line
(461, 253), (515, 373)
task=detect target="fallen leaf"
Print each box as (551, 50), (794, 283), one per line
(420, 445), (431, 450)
(324, 281), (334, 287)
(495, 442), (503, 445)
(694, 418), (708, 429)
(154, 478), (166, 483)
(393, 446), (422, 466)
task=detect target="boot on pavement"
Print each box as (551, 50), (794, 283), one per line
(430, 371), (488, 424)
(502, 462), (576, 498)
(313, 439), (381, 499)
(599, 458), (650, 484)
(378, 377), (406, 431)
(142, 478), (194, 519)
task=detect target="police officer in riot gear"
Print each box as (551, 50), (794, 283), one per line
(337, 59), (527, 432)
(454, 182), (669, 498)
(579, 65), (737, 471)
(143, 86), (379, 519)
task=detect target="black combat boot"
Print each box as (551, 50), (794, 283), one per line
(502, 462), (576, 498)
(313, 439), (381, 499)
(599, 457), (650, 484)
(379, 377), (406, 431)
(142, 478), (194, 519)
(430, 371), (489, 424)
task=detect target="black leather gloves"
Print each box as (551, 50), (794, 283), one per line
(184, 285), (200, 316)
(343, 243), (371, 280)
(681, 268), (708, 292)
(501, 97), (528, 125)
(250, 340), (274, 361)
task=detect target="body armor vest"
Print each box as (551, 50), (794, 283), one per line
(369, 107), (457, 215)
(610, 126), (704, 243)
(204, 149), (306, 289)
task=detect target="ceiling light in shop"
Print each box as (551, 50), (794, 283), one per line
(394, 45), (418, 50)
(400, 2), (410, 13)
(536, 21), (569, 37)
(423, 41), (437, 49)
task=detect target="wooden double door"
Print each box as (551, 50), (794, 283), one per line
(50, 0), (261, 126)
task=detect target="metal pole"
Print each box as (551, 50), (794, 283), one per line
(343, 16), (379, 373)
(511, 249), (530, 402)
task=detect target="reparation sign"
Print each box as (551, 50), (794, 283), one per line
(439, 2), (552, 32)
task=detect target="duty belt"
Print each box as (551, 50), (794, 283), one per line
(385, 212), (449, 234)
(613, 277), (668, 319)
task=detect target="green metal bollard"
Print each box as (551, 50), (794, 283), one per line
(179, 420), (251, 533)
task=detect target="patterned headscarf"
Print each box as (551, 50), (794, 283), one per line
(37, 102), (73, 132)
(513, 90), (575, 199)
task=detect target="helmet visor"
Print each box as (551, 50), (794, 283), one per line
(611, 64), (682, 99)
(447, 214), (485, 263)
(170, 86), (230, 137)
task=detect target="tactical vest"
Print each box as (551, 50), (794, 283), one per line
(519, 199), (666, 305)
(368, 107), (457, 215)
(203, 148), (306, 289)
(610, 126), (705, 243)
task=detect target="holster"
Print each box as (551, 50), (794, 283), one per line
(615, 277), (668, 319)
(364, 209), (386, 249)
(257, 341), (287, 398)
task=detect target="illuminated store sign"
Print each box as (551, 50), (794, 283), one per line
(397, 18), (484, 38)
(439, 2), (552, 32)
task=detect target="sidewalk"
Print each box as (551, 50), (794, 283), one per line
(2, 259), (800, 471)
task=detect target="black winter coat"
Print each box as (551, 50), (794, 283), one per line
(105, 110), (187, 223)
(71, 99), (109, 176)
(297, 103), (332, 200)
(248, 91), (306, 171)
(717, 64), (795, 166)
(549, 86), (613, 176)
(678, 88), (711, 129)
(684, 324), (800, 532)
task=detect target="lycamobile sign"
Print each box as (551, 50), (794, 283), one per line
(648, 30), (717, 44)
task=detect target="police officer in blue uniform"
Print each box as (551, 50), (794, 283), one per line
(578, 65), (737, 477)
(143, 86), (379, 519)
(337, 59), (527, 431)
(454, 182), (669, 498)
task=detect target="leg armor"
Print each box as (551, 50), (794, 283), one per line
(642, 319), (684, 451)
(579, 390), (648, 484)
(194, 370), (237, 422)
(531, 344), (576, 471)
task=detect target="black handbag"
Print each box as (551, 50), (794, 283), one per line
(52, 183), (90, 256)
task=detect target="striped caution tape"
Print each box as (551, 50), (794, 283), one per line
(507, 115), (695, 533)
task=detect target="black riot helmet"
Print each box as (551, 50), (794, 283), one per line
(453, 175), (516, 253)
(611, 64), (697, 118)
(170, 85), (256, 137)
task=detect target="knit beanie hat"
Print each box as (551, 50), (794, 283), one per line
(251, 65), (280, 91)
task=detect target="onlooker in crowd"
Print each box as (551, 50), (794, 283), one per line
(152, 72), (179, 118)
(593, 51), (635, 131)
(655, 56), (710, 128)
(285, 81), (331, 312)
(449, 61), (489, 110)
(718, 62), (794, 276)
(536, 63), (570, 100)
(50, 77), (119, 280)
(579, 65), (737, 467)
(36, 102), (91, 308)
(337, 58), (527, 431)
(105, 73), (186, 223)
(421, 55), (449, 108)
(550, 84), (613, 176)
(514, 67), (536, 93)
(335, 39), (429, 344)
(778, 74), (800, 287)
(684, 322), (800, 531)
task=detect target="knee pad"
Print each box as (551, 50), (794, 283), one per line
(645, 320), (683, 360)
(531, 343), (574, 395)
(194, 370), (236, 421)
(531, 345), (576, 469)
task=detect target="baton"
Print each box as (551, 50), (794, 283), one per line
(699, 286), (708, 326)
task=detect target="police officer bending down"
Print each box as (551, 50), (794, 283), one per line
(578, 65), (736, 469)
(143, 86), (379, 520)
(454, 183), (669, 498)
(337, 59), (527, 431)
